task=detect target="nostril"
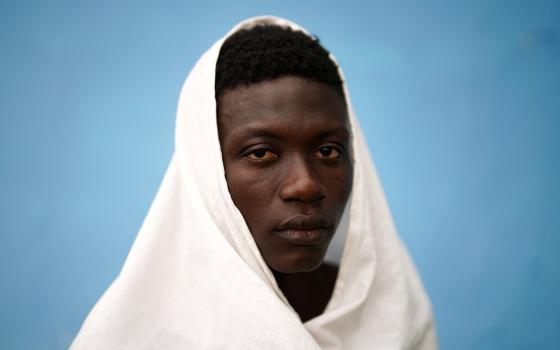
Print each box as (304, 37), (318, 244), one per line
(279, 176), (327, 203)
(278, 159), (328, 202)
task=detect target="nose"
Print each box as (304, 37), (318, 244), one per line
(279, 157), (326, 203)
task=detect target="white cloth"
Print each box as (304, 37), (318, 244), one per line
(71, 16), (437, 350)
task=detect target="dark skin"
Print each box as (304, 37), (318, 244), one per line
(217, 76), (353, 322)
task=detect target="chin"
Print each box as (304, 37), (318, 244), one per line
(269, 248), (327, 274)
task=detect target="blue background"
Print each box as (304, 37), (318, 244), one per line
(1, 0), (559, 349)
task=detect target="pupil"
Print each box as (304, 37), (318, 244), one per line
(320, 147), (332, 156)
(254, 149), (266, 158)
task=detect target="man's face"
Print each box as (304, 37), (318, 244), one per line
(217, 76), (353, 273)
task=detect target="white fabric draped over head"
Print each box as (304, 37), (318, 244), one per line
(71, 16), (437, 350)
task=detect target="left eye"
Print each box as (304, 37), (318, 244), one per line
(314, 146), (341, 159)
(246, 149), (279, 160)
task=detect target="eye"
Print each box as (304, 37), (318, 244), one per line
(314, 146), (342, 159)
(246, 148), (279, 160)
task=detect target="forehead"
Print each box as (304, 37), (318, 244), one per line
(217, 76), (347, 129)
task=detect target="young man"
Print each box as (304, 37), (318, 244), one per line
(72, 16), (437, 349)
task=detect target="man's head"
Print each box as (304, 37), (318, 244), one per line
(216, 25), (352, 273)
(215, 25), (345, 99)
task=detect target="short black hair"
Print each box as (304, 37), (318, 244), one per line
(215, 25), (344, 99)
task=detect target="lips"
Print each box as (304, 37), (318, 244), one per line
(273, 214), (331, 245)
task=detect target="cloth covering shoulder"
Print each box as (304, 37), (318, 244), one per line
(71, 16), (438, 350)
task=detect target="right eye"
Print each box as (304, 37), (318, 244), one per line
(246, 149), (279, 160)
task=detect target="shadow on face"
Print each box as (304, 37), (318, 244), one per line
(217, 75), (353, 273)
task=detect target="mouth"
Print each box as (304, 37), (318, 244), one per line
(273, 214), (331, 245)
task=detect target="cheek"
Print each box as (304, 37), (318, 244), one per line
(320, 164), (353, 224)
(224, 163), (278, 225)
(324, 162), (353, 201)
(343, 165), (354, 197)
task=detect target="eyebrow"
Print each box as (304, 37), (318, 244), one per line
(229, 127), (285, 141)
(230, 126), (350, 142)
(315, 127), (350, 140)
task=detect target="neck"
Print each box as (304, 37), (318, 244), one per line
(273, 262), (338, 322)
